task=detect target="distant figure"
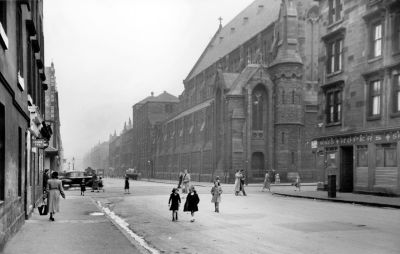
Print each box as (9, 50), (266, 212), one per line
(183, 186), (200, 222)
(43, 169), (50, 190)
(211, 181), (222, 213)
(275, 173), (280, 184)
(91, 174), (98, 192)
(177, 172), (183, 189)
(234, 170), (242, 196)
(124, 176), (130, 194)
(294, 176), (301, 191)
(98, 177), (104, 192)
(80, 179), (86, 196)
(168, 188), (181, 221)
(239, 169), (247, 196)
(46, 171), (65, 221)
(262, 171), (271, 192)
(182, 169), (191, 194)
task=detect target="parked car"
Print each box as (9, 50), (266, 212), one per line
(62, 171), (92, 189)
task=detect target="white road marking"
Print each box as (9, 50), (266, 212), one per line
(96, 201), (160, 254)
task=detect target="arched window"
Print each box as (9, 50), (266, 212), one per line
(282, 90), (285, 104)
(252, 85), (267, 131)
(292, 90), (295, 104)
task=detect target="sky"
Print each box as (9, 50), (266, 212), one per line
(43, 0), (254, 168)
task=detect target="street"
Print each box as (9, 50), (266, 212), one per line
(90, 179), (400, 254)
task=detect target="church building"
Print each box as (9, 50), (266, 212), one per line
(153, 0), (320, 183)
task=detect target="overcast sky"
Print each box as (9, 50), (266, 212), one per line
(43, 0), (254, 168)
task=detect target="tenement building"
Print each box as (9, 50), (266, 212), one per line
(314, 0), (400, 195)
(0, 0), (50, 249)
(107, 91), (178, 177)
(153, 0), (320, 183)
(44, 62), (63, 172)
(82, 140), (109, 174)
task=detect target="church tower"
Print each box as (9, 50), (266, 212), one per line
(269, 0), (305, 174)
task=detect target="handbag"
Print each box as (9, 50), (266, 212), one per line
(38, 200), (48, 216)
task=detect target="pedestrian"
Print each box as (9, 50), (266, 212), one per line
(275, 173), (280, 184)
(43, 169), (50, 190)
(182, 169), (191, 194)
(183, 186), (200, 222)
(234, 170), (241, 196)
(124, 176), (130, 194)
(239, 169), (247, 196)
(168, 188), (181, 221)
(91, 174), (98, 192)
(98, 177), (104, 192)
(294, 175), (301, 191)
(211, 181), (222, 212)
(80, 179), (86, 196)
(46, 171), (65, 221)
(177, 172), (183, 189)
(262, 171), (271, 192)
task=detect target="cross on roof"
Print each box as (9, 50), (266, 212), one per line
(218, 16), (223, 26)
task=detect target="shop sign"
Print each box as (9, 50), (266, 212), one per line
(32, 139), (48, 148)
(317, 130), (400, 147)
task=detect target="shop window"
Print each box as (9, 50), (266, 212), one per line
(328, 0), (342, 24)
(368, 80), (382, 117)
(376, 143), (397, 167)
(326, 39), (343, 74)
(393, 74), (400, 113)
(326, 89), (342, 124)
(357, 145), (368, 167)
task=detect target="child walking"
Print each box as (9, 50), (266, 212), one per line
(124, 176), (130, 194)
(211, 181), (222, 213)
(294, 176), (301, 191)
(168, 188), (181, 221)
(80, 179), (86, 196)
(183, 186), (200, 222)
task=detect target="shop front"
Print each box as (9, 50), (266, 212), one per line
(315, 129), (400, 196)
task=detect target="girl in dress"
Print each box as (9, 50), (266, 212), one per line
(168, 188), (181, 221)
(183, 186), (200, 222)
(262, 172), (271, 192)
(124, 176), (130, 194)
(80, 179), (86, 196)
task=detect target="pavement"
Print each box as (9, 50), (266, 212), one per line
(2, 191), (141, 254)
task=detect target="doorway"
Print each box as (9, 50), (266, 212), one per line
(251, 152), (265, 178)
(340, 146), (354, 192)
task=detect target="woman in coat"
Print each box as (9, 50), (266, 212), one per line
(234, 170), (242, 195)
(182, 170), (191, 194)
(183, 186), (200, 222)
(47, 171), (65, 221)
(262, 172), (271, 192)
(211, 181), (222, 212)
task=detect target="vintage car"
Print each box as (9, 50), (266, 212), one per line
(61, 171), (93, 189)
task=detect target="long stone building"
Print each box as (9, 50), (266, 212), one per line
(313, 0), (400, 195)
(0, 0), (51, 249)
(153, 0), (320, 183)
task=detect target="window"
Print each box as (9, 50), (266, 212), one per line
(372, 22), (382, 58)
(393, 74), (400, 113)
(281, 132), (285, 144)
(17, 6), (23, 74)
(0, 103), (4, 201)
(0, 1), (6, 32)
(327, 39), (343, 74)
(369, 80), (382, 117)
(357, 145), (368, 167)
(394, 13), (400, 52)
(326, 89), (342, 124)
(376, 143), (397, 167)
(328, 0), (342, 24)
(252, 86), (266, 131)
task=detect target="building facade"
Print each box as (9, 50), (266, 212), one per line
(82, 141), (109, 174)
(153, 0), (320, 183)
(44, 62), (63, 172)
(314, 0), (400, 195)
(0, 0), (50, 249)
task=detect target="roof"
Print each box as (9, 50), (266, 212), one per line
(134, 91), (179, 107)
(166, 99), (214, 123)
(186, 0), (281, 81)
